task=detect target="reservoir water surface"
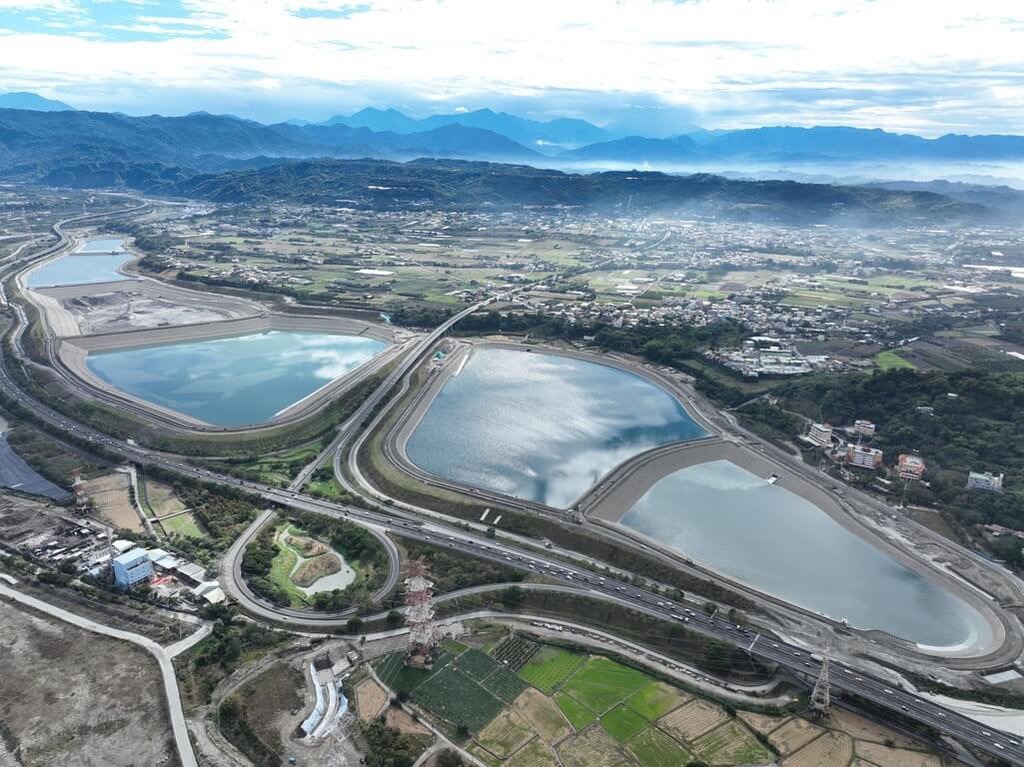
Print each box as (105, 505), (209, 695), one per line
(27, 238), (132, 288)
(621, 459), (990, 647)
(404, 348), (706, 507)
(86, 331), (386, 426)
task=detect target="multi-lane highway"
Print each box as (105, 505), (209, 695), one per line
(2, 223), (1023, 765)
(288, 295), (503, 491)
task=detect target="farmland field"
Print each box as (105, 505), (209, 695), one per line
(519, 647), (586, 693)
(874, 350), (916, 370)
(411, 665), (505, 733)
(659, 699), (730, 741)
(783, 732), (854, 767)
(737, 710), (787, 736)
(505, 737), (559, 767)
(375, 652), (438, 695)
(554, 691), (597, 730)
(493, 635), (540, 672)
(457, 648), (504, 680)
(559, 657), (649, 714)
(768, 716), (825, 755)
(557, 726), (638, 767)
(693, 719), (773, 766)
(853, 741), (941, 767)
(511, 688), (572, 744)
(475, 709), (535, 759)
(625, 725), (694, 767)
(599, 704), (648, 742)
(624, 680), (689, 721)
(482, 664), (529, 703)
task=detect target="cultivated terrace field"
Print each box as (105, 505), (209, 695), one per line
(374, 633), (958, 767)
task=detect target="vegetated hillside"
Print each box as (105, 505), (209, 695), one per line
(325, 106), (611, 149)
(0, 107), (539, 174)
(562, 125), (1024, 164)
(776, 369), (1024, 547)
(153, 157), (984, 225)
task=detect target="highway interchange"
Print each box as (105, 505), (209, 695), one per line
(2, 208), (1023, 765)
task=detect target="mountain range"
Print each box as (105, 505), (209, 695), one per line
(5, 93), (1024, 168)
(22, 156), (994, 227)
(0, 92), (75, 112)
(322, 107), (611, 150)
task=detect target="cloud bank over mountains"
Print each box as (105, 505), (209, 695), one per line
(0, 0), (1022, 135)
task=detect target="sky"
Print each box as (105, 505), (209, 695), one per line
(0, 0), (1022, 135)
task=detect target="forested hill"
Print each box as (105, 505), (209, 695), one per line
(48, 157), (988, 225)
(777, 369), (1024, 537)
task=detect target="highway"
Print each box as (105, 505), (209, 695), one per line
(1, 222), (1023, 764)
(288, 295), (504, 491)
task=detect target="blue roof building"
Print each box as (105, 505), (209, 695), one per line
(112, 548), (153, 588)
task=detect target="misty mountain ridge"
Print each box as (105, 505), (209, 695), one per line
(0, 92), (75, 112)
(323, 106), (611, 149)
(4, 96), (1024, 165)
(0, 107), (541, 172)
(22, 155), (998, 228)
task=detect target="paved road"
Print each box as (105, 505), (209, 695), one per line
(0, 582), (203, 767)
(288, 294), (507, 491)
(2, 220), (1023, 764)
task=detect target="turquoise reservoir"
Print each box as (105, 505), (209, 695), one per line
(86, 331), (386, 427)
(621, 459), (990, 647)
(27, 238), (132, 288)
(405, 348), (706, 507)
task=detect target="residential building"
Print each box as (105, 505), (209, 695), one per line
(112, 548), (153, 588)
(847, 444), (883, 469)
(807, 422), (833, 448)
(854, 419), (876, 437)
(967, 471), (1004, 493)
(897, 454), (926, 482)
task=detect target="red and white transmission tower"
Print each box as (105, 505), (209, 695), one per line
(71, 468), (89, 513)
(404, 557), (436, 668)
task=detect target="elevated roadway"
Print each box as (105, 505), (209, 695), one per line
(1, 219), (1022, 764)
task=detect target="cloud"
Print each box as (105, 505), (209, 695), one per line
(0, 0), (1020, 134)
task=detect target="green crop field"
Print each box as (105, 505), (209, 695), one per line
(559, 657), (650, 715)
(600, 704), (648, 742)
(624, 681), (688, 721)
(481, 665), (529, 704)
(457, 649), (504, 680)
(412, 666), (505, 733)
(873, 350), (916, 370)
(625, 726), (693, 767)
(554, 692), (597, 730)
(519, 647), (586, 693)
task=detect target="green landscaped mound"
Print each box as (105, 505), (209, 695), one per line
(240, 509), (387, 611)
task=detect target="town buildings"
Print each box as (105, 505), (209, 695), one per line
(111, 548), (153, 588)
(897, 454), (927, 482)
(847, 444), (883, 469)
(967, 471), (1004, 493)
(807, 422), (834, 448)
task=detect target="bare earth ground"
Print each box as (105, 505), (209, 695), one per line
(6, 578), (192, 643)
(84, 472), (141, 532)
(292, 553), (342, 587)
(145, 479), (187, 517)
(354, 678), (389, 721)
(385, 706), (431, 736)
(0, 602), (177, 767)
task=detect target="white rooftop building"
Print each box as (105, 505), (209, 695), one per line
(966, 471), (1004, 493)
